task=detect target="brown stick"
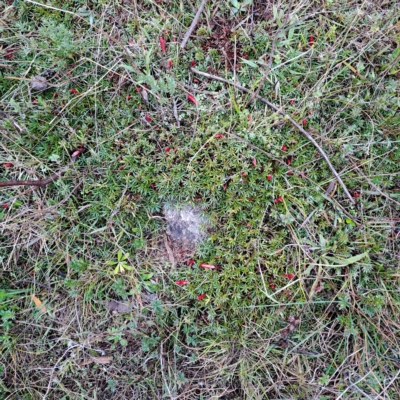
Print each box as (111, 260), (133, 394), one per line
(14, 279), (54, 291)
(191, 67), (355, 204)
(180, 0), (207, 50)
(0, 157), (77, 188)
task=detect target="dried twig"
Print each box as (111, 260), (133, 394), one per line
(180, 0), (207, 50)
(164, 235), (176, 268)
(14, 279), (54, 291)
(191, 67), (355, 204)
(0, 155), (79, 188)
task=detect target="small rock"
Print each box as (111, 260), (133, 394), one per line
(31, 76), (48, 91)
(105, 299), (134, 313)
(41, 68), (56, 79)
(105, 293), (157, 314)
(164, 203), (208, 251)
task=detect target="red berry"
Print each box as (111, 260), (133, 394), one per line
(71, 149), (83, 158)
(187, 93), (197, 105)
(5, 49), (14, 59)
(283, 273), (295, 279)
(175, 280), (189, 285)
(159, 37), (166, 54)
(267, 175), (272, 181)
(281, 145), (288, 151)
(199, 263), (215, 269)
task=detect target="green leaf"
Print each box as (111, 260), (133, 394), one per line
(288, 27), (295, 41)
(240, 58), (259, 68)
(48, 154), (60, 162)
(325, 252), (369, 267)
(121, 64), (135, 72)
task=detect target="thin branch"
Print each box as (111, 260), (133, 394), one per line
(191, 67), (355, 204)
(14, 280), (54, 291)
(180, 0), (207, 50)
(0, 157), (78, 188)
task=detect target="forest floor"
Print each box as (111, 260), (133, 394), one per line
(1, 0), (400, 399)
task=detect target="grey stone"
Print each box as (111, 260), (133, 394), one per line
(41, 69), (56, 79)
(31, 76), (48, 91)
(105, 293), (157, 314)
(164, 203), (208, 251)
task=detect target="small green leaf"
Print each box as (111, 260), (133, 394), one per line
(121, 64), (135, 72)
(326, 252), (369, 266)
(48, 154), (60, 162)
(240, 58), (259, 68)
